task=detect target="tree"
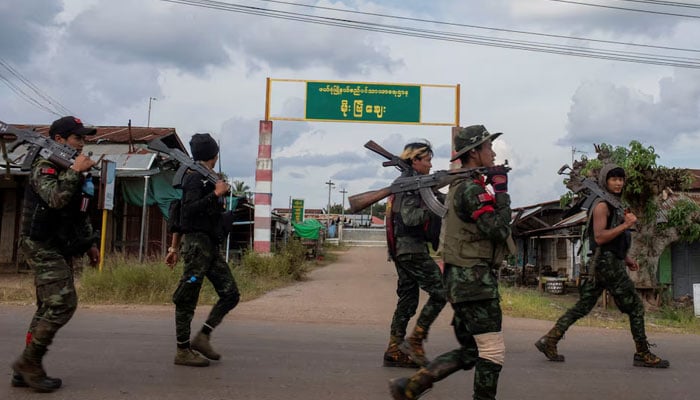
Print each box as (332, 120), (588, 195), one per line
(563, 141), (700, 289)
(231, 180), (252, 202)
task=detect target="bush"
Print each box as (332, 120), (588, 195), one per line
(78, 243), (311, 305)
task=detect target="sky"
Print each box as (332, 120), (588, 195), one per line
(2, 0), (700, 210)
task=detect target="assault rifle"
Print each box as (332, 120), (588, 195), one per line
(557, 164), (625, 213)
(147, 136), (224, 188)
(0, 119), (89, 171)
(349, 140), (496, 217)
(147, 136), (236, 239)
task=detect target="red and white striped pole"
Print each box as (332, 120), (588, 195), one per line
(253, 120), (273, 253)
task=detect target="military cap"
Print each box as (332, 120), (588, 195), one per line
(450, 124), (503, 162)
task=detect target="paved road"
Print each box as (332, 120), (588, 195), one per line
(1, 247), (698, 400)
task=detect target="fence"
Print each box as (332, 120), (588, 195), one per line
(338, 226), (386, 247)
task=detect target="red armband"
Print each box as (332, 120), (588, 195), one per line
(471, 205), (495, 220)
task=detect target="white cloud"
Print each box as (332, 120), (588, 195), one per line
(2, 0), (699, 210)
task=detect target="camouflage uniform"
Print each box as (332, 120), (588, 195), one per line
(555, 251), (645, 338)
(390, 171), (512, 400)
(13, 156), (96, 390)
(535, 163), (669, 368)
(174, 169), (240, 355)
(385, 169), (447, 367)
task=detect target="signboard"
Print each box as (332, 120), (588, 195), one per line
(305, 81), (421, 123)
(291, 198), (305, 223)
(98, 159), (117, 210)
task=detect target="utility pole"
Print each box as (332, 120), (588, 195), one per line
(339, 188), (348, 218)
(147, 97), (157, 127)
(325, 179), (335, 225)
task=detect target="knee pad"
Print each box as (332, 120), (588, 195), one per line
(474, 331), (505, 366)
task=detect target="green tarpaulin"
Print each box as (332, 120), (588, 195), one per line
(121, 170), (240, 218)
(292, 218), (325, 240)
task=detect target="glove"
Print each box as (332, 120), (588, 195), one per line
(486, 165), (508, 193)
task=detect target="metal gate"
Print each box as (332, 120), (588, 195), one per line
(671, 241), (700, 298)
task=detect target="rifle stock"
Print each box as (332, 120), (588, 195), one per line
(364, 140), (411, 172)
(348, 187), (392, 213)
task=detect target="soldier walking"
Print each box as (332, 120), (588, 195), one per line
(535, 164), (670, 368)
(390, 125), (512, 400)
(165, 133), (240, 367)
(12, 116), (99, 392)
(383, 141), (447, 368)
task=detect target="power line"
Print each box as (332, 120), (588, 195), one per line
(161, 0), (700, 68)
(0, 72), (61, 116)
(0, 58), (74, 116)
(617, 0), (700, 8)
(549, 0), (700, 18)
(259, 0), (700, 54)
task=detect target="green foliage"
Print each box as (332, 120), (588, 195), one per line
(580, 158), (602, 178)
(666, 199), (700, 242)
(77, 242), (311, 305)
(559, 191), (574, 209)
(241, 239), (308, 281)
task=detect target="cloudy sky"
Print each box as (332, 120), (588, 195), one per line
(3, 0), (700, 210)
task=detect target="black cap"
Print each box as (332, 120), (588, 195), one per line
(49, 116), (97, 139)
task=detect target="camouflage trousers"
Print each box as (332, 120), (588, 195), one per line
(20, 238), (78, 348)
(174, 232), (240, 344)
(555, 251), (646, 343)
(423, 298), (503, 400)
(390, 252), (447, 338)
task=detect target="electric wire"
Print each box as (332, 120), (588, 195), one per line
(0, 58), (73, 116)
(161, 0), (700, 68)
(257, 0), (700, 54)
(549, 0), (700, 18)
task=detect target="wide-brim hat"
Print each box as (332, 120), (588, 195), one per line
(450, 125), (503, 162)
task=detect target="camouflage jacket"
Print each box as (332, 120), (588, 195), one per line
(391, 168), (435, 256)
(21, 157), (95, 255)
(442, 177), (511, 302)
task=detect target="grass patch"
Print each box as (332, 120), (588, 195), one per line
(5, 239), (315, 305)
(501, 286), (700, 335)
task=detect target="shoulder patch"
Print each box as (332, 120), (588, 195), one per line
(478, 192), (494, 204)
(40, 167), (57, 175)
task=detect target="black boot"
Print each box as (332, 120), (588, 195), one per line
(11, 371), (62, 390)
(535, 326), (565, 362)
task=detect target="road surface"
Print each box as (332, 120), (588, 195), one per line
(1, 246), (698, 399)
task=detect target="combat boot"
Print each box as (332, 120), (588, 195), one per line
(11, 344), (60, 392)
(384, 336), (419, 368)
(535, 327), (565, 362)
(388, 368), (434, 400)
(633, 340), (670, 368)
(191, 332), (221, 360)
(401, 326), (429, 367)
(11, 372), (62, 390)
(174, 347), (210, 367)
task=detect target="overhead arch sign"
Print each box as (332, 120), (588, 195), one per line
(265, 78), (459, 127)
(305, 81), (420, 124)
